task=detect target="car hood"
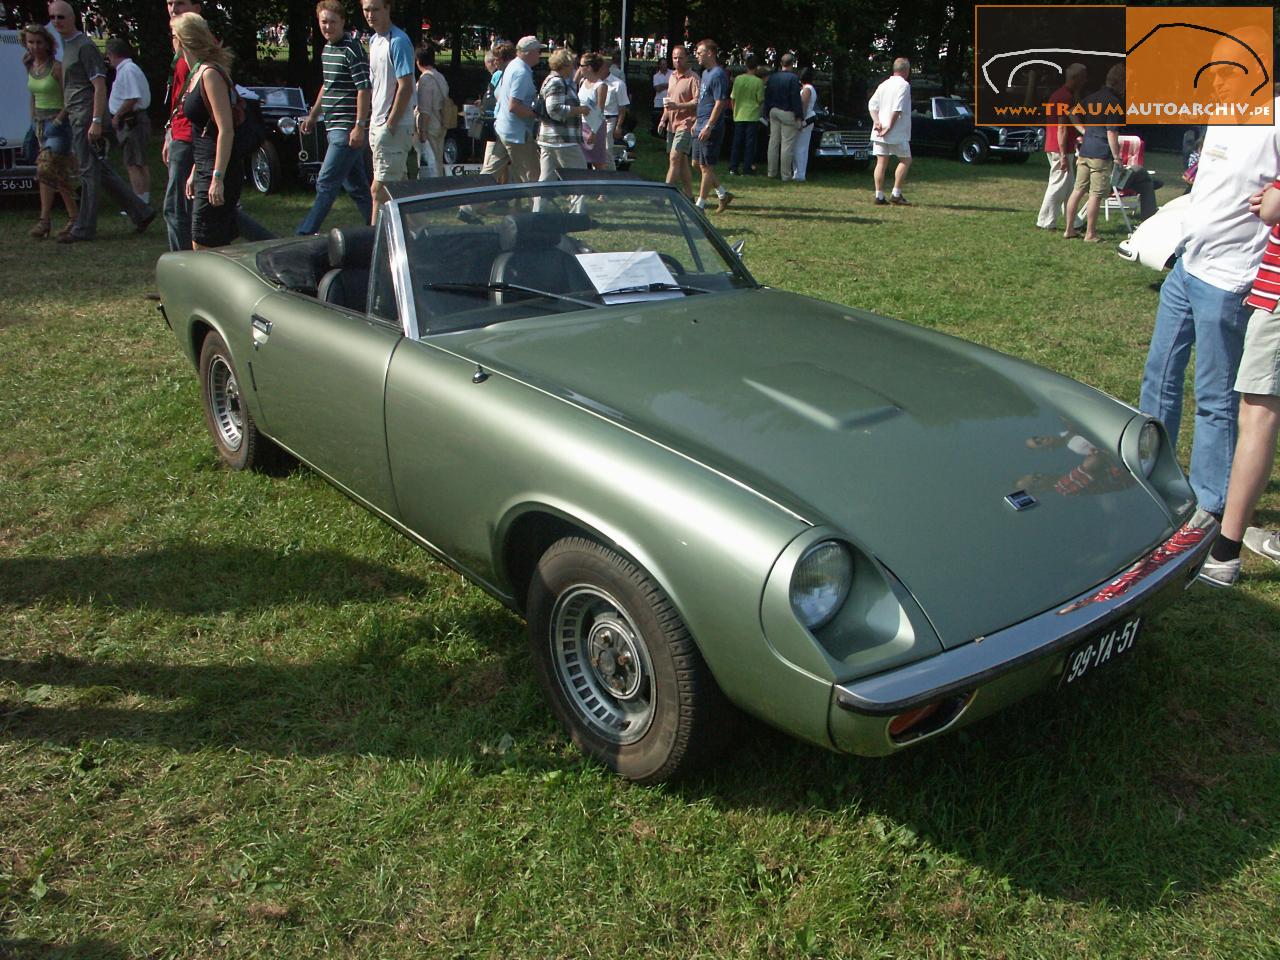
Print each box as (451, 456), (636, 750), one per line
(452, 289), (1175, 645)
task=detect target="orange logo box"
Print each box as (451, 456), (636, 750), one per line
(1126, 7), (1273, 125)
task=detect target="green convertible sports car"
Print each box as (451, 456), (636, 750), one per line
(157, 175), (1216, 782)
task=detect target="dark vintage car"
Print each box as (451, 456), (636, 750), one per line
(910, 95), (1044, 164)
(157, 175), (1215, 783)
(245, 86), (509, 193)
(719, 107), (872, 173)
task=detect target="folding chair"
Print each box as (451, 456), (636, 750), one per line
(1103, 135), (1145, 232)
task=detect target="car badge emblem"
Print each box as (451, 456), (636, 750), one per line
(1005, 490), (1038, 511)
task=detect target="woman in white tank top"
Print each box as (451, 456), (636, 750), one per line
(793, 68), (818, 182)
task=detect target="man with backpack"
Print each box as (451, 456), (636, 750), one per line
(297, 0), (373, 234)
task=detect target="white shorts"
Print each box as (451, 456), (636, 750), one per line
(872, 141), (911, 158)
(1235, 306), (1280, 396)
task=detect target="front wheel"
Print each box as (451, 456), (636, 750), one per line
(198, 331), (271, 471)
(958, 134), (989, 164)
(249, 141), (282, 194)
(442, 134), (460, 166)
(527, 537), (725, 783)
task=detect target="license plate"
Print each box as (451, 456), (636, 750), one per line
(1020, 142), (1035, 152)
(851, 148), (869, 160)
(1060, 616), (1141, 687)
(0, 177), (36, 192)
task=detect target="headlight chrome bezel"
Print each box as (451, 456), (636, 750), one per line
(790, 540), (854, 630)
(277, 117), (298, 136)
(1138, 420), (1161, 477)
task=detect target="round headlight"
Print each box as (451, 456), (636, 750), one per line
(277, 117), (298, 136)
(821, 131), (839, 147)
(790, 541), (853, 630)
(623, 132), (637, 149)
(996, 127), (1008, 143)
(1139, 420), (1161, 476)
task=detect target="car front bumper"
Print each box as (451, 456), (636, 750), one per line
(989, 140), (1039, 155)
(828, 510), (1216, 755)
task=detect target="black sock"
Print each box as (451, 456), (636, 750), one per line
(1211, 535), (1241, 562)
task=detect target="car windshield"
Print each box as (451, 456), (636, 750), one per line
(393, 181), (757, 335)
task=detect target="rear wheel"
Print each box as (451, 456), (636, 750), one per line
(198, 332), (270, 471)
(527, 537), (725, 783)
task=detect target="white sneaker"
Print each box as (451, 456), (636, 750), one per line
(1197, 555), (1241, 588)
(1242, 527), (1280, 565)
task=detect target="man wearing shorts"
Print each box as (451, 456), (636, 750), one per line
(1062, 63), (1127, 242)
(868, 58), (911, 205)
(691, 39), (732, 213)
(105, 38), (151, 207)
(658, 44), (697, 199)
(363, 0), (414, 224)
(1199, 178), (1280, 585)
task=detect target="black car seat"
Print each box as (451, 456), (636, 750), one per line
(489, 212), (592, 303)
(318, 225), (376, 312)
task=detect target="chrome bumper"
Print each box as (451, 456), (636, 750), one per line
(829, 511), (1216, 753)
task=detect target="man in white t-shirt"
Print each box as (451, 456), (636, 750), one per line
(363, 0), (415, 223)
(105, 37), (151, 205)
(868, 57), (912, 206)
(1139, 79), (1280, 523)
(602, 49), (630, 171)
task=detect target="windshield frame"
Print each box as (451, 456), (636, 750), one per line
(378, 179), (759, 340)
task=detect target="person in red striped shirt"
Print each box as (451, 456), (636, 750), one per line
(1199, 180), (1280, 586)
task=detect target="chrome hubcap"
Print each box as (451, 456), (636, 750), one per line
(550, 585), (654, 744)
(208, 356), (243, 451)
(252, 151), (270, 191)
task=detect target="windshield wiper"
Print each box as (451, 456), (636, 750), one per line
(421, 281), (599, 308)
(596, 281), (710, 298)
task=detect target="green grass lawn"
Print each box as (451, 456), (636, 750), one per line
(2, 143), (1278, 959)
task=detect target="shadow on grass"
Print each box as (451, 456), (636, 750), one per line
(0, 603), (533, 762)
(0, 544), (429, 614)
(681, 593), (1280, 910)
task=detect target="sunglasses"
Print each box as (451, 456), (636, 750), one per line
(50, 13), (70, 19)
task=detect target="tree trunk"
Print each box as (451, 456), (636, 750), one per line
(286, 0), (311, 87)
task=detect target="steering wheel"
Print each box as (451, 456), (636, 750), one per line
(657, 253), (687, 277)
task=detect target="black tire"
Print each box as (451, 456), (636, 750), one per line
(198, 331), (269, 471)
(527, 537), (725, 783)
(249, 141), (282, 194)
(958, 134), (989, 164)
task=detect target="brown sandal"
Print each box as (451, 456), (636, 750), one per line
(55, 221), (76, 241)
(29, 218), (51, 239)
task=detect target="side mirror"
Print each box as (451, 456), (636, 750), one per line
(731, 239), (746, 258)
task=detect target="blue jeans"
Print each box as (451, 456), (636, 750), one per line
(297, 127), (373, 235)
(1139, 258), (1251, 514)
(729, 120), (758, 173)
(164, 137), (194, 251)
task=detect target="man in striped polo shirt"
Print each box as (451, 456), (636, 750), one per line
(1199, 178), (1280, 586)
(297, 0), (372, 235)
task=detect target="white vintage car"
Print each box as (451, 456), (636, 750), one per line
(1116, 194), (1192, 272)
